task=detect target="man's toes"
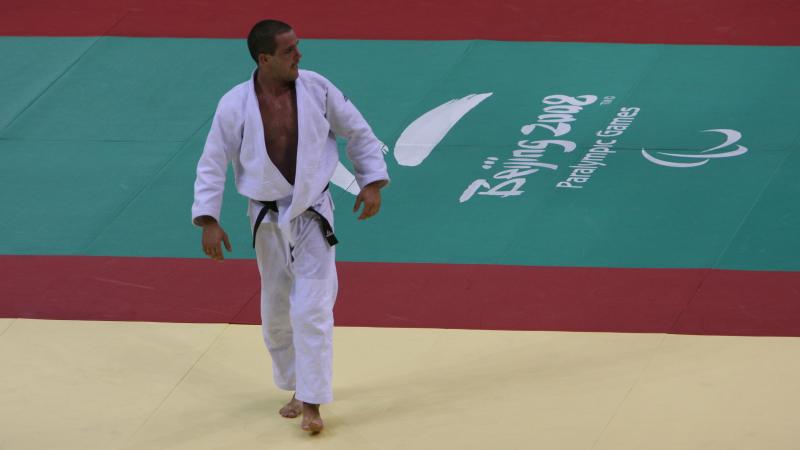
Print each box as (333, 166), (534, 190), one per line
(280, 410), (299, 418)
(279, 403), (302, 418)
(301, 417), (323, 433)
(308, 418), (324, 433)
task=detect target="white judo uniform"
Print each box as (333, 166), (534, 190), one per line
(192, 69), (389, 404)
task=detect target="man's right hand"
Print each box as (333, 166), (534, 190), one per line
(197, 217), (232, 261)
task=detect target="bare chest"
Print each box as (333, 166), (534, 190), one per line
(257, 92), (298, 184)
(258, 93), (298, 149)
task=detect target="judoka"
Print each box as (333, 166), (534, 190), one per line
(191, 19), (389, 433)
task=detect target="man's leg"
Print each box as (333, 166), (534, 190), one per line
(289, 212), (338, 431)
(254, 221), (300, 417)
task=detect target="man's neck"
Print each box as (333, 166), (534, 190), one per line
(255, 69), (294, 97)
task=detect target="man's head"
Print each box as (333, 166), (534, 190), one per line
(248, 19), (301, 82)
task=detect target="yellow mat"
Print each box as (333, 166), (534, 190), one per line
(1, 319), (798, 450)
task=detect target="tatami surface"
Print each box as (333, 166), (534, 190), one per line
(1, 319), (798, 450)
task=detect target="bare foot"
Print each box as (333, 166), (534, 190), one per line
(279, 394), (302, 418)
(300, 402), (324, 433)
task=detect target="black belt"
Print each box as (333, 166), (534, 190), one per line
(251, 185), (338, 248)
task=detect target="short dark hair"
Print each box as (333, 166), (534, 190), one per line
(247, 20), (293, 62)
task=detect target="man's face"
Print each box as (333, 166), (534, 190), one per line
(263, 30), (302, 81)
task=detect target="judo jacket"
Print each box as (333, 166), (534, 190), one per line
(192, 69), (389, 232)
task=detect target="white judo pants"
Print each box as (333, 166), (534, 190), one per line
(254, 211), (338, 404)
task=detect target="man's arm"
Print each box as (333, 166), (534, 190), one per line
(323, 79), (390, 220)
(192, 94), (240, 259)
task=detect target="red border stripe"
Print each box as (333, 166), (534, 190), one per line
(1, 0), (799, 45)
(2, 255), (799, 336)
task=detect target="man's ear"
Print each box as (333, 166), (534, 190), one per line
(258, 53), (270, 65)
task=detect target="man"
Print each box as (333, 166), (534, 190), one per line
(191, 19), (389, 433)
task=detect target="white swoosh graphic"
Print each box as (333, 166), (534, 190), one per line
(394, 93), (493, 167)
(331, 162), (360, 195)
(701, 129), (742, 152)
(655, 145), (747, 160)
(641, 150), (709, 168)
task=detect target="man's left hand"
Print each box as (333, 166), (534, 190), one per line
(353, 180), (387, 220)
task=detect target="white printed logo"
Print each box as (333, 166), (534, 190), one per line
(330, 93), (492, 195)
(393, 93), (493, 167)
(641, 129), (748, 168)
(331, 92), (749, 202)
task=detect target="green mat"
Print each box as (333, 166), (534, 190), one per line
(1, 37), (798, 270)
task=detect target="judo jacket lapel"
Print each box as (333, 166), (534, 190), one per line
(282, 75), (333, 225)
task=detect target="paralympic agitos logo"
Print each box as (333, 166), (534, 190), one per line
(641, 129), (748, 168)
(329, 94), (749, 198)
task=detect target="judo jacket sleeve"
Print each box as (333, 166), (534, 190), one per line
(323, 81), (390, 190)
(191, 94), (243, 225)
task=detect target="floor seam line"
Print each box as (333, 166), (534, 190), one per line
(665, 268), (712, 336)
(118, 323), (230, 450)
(229, 288), (261, 323)
(0, 38), (100, 137)
(78, 115), (214, 254)
(667, 134), (798, 335)
(493, 46), (666, 275)
(589, 332), (668, 450)
(0, 318), (16, 338)
(385, 39), (479, 143)
(0, 11), (132, 137)
(709, 149), (794, 271)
